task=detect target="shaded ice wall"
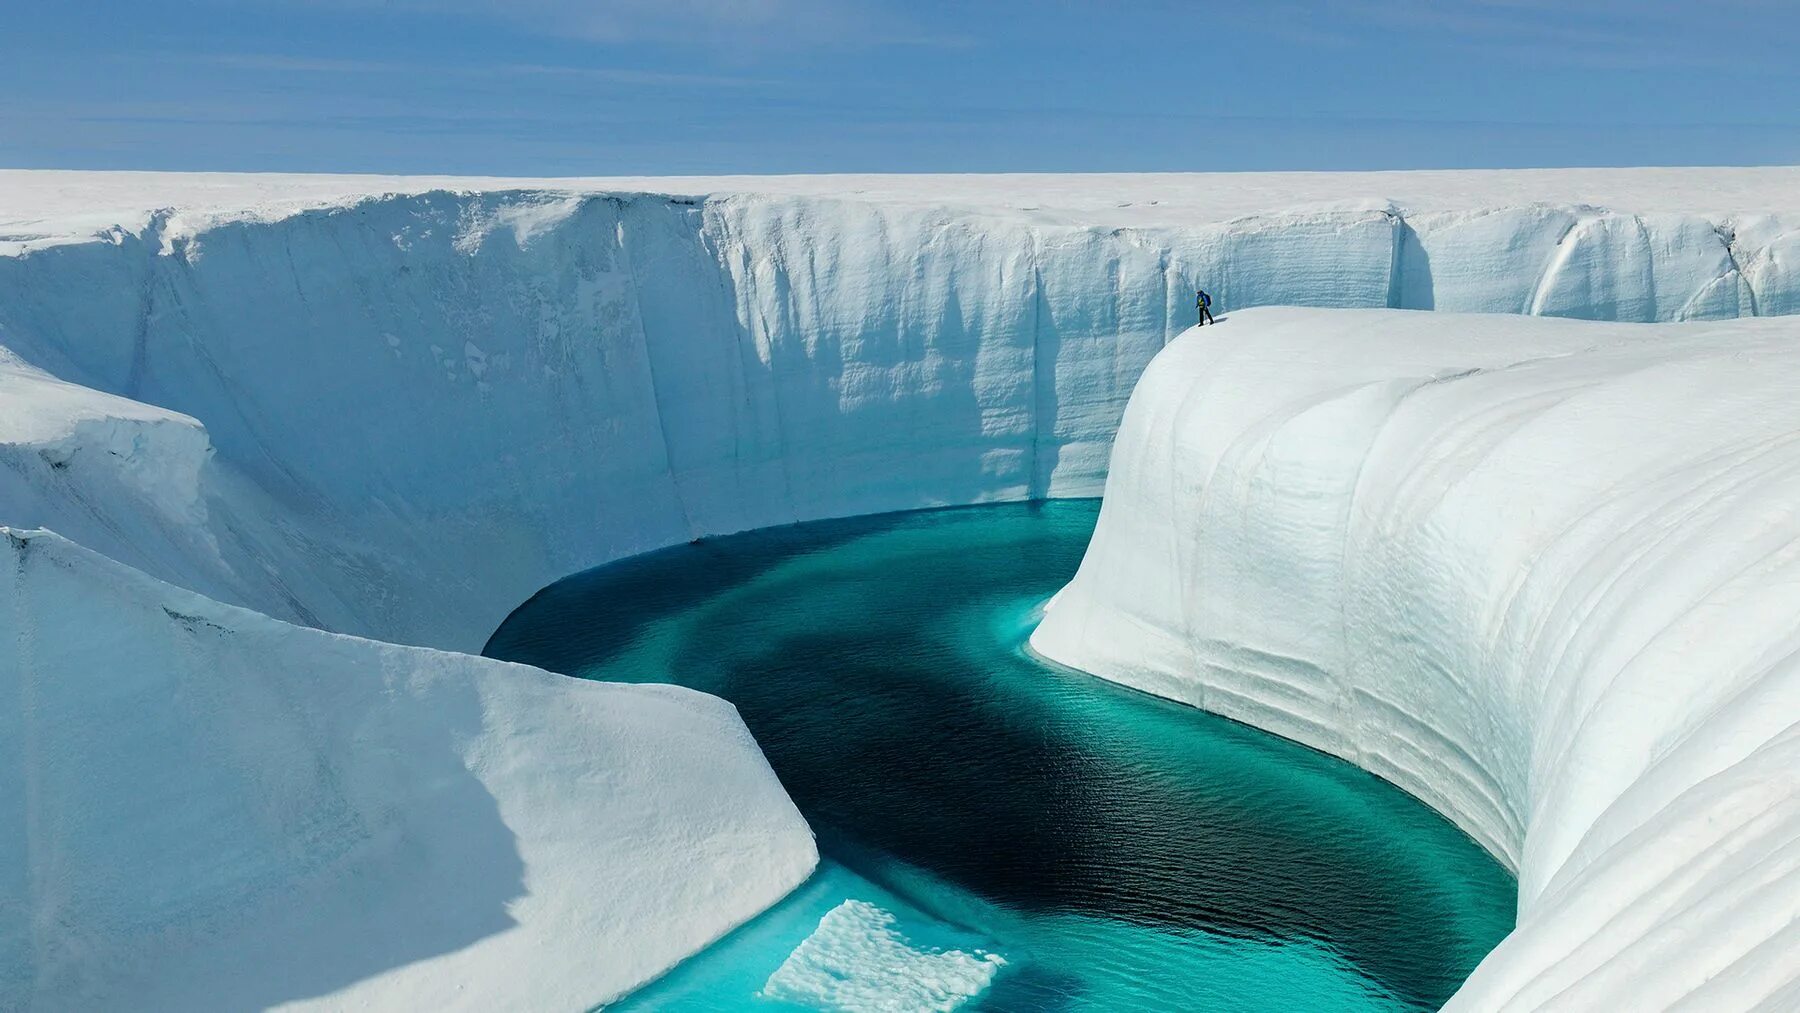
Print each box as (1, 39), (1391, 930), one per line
(1033, 308), (1800, 1009)
(1, 189), (1795, 651)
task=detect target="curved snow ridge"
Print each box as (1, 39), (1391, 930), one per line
(0, 526), (817, 1011)
(2, 184), (1798, 654)
(1031, 307), (1800, 1009)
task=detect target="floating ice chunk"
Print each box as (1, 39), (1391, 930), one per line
(761, 900), (1004, 1013)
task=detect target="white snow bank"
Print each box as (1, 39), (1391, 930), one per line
(0, 527), (816, 1011)
(1032, 307), (1800, 1009)
(761, 900), (1005, 1012)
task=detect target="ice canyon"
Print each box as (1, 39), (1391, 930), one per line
(4, 167), (1800, 1009)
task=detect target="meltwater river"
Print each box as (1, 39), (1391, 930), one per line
(485, 500), (1513, 1011)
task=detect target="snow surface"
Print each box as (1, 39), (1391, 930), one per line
(1, 526), (815, 1011)
(1033, 307), (1800, 1010)
(7, 166), (1800, 253)
(3, 168), (1800, 1008)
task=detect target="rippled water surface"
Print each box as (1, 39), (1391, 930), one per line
(485, 500), (1514, 1011)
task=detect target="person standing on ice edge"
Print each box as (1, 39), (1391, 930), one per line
(1196, 288), (1215, 326)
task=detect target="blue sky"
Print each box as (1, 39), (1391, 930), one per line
(5, 0), (1798, 174)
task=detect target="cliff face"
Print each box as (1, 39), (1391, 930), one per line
(4, 179), (1793, 650)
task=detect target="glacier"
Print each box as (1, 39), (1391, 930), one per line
(1033, 307), (1800, 1009)
(2, 166), (1800, 1008)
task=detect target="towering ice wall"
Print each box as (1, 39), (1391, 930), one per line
(2, 171), (1797, 652)
(1033, 307), (1800, 1009)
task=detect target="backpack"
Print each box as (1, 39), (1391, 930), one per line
(1198, 290), (1211, 308)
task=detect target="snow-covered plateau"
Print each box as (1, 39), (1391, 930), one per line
(3, 167), (1800, 1009)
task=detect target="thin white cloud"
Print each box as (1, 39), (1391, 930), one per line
(237, 0), (972, 49)
(189, 52), (768, 88)
(202, 53), (404, 74)
(491, 63), (770, 88)
(1217, 0), (1793, 73)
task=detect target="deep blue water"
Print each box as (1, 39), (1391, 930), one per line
(484, 500), (1514, 1011)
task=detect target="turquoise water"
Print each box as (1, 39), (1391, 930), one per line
(484, 500), (1514, 1011)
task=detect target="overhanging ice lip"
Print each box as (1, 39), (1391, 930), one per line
(1033, 306), (1800, 1009)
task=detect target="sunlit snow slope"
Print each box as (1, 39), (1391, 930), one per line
(1034, 307), (1800, 1010)
(3, 168), (1799, 1009)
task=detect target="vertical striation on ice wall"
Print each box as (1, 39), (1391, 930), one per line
(2, 182), (1795, 652)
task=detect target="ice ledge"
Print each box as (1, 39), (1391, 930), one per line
(1033, 307), (1800, 1009)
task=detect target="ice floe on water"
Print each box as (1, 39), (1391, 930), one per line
(761, 900), (1005, 1013)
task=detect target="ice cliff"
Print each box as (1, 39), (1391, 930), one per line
(3, 169), (1797, 655)
(3, 168), (1800, 1008)
(1034, 307), (1800, 1009)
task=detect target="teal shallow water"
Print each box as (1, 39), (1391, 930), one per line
(485, 500), (1515, 1011)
